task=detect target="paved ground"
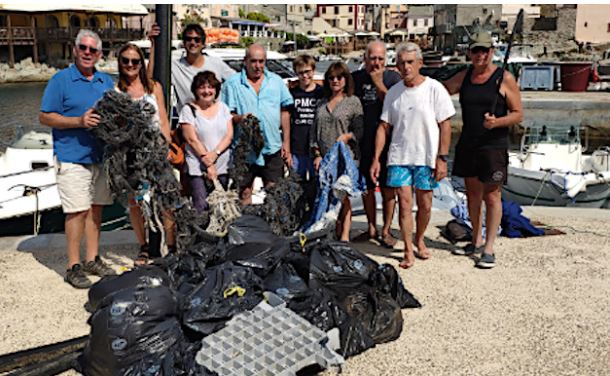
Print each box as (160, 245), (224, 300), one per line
(0, 207), (609, 375)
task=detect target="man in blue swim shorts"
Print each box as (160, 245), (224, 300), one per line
(370, 42), (455, 269)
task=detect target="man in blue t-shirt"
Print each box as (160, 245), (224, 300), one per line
(352, 40), (402, 249)
(39, 29), (116, 289)
(222, 43), (294, 205)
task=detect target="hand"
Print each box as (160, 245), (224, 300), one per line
(336, 133), (352, 144)
(232, 113), (251, 124)
(434, 159), (447, 181)
(206, 164), (218, 181)
(281, 144), (293, 168)
(80, 108), (100, 128)
(147, 23), (160, 42)
(370, 67), (384, 85)
(369, 159), (380, 185)
(202, 151), (217, 167)
(483, 113), (498, 129)
(313, 156), (322, 172)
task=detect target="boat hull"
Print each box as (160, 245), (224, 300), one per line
(502, 167), (610, 208)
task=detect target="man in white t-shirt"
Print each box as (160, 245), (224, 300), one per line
(370, 42), (455, 269)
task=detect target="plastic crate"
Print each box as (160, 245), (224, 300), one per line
(520, 65), (556, 91)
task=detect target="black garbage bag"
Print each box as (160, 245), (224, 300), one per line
(309, 242), (379, 295)
(81, 285), (182, 376)
(263, 263), (310, 300)
(220, 239), (290, 278)
(373, 264), (422, 309)
(342, 288), (403, 345)
(336, 315), (376, 358)
(182, 262), (264, 337)
(87, 266), (171, 313)
(227, 215), (278, 246)
(169, 341), (218, 376)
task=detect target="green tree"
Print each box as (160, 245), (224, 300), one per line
(240, 36), (255, 47)
(181, 13), (204, 29)
(246, 12), (270, 23)
(285, 32), (310, 49)
(238, 8), (245, 18)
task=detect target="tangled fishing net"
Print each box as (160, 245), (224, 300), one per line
(228, 115), (264, 191)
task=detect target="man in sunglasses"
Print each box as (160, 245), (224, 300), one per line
(39, 29), (116, 289)
(443, 31), (523, 269)
(352, 40), (402, 249)
(171, 24), (235, 112)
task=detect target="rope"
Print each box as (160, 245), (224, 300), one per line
(531, 170), (552, 206)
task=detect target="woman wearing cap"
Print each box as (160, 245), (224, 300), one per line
(443, 31), (523, 269)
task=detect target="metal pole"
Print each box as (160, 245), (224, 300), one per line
(153, 4), (172, 116)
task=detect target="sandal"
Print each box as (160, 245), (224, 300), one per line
(378, 233), (398, 249)
(134, 244), (151, 266)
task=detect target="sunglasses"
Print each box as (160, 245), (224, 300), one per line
(470, 46), (491, 54)
(77, 44), (99, 54)
(328, 75), (345, 81)
(184, 36), (202, 43)
(120, 56), (142, 66)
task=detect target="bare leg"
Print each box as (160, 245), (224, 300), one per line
(482, 184), (502, 255)
(65, 211), (87, 269)
(362, 189), (378, 238)
(414, 189), (433, 259)
(163, 210), (176, 249)
(380, 187), (397, 238)
(397, 186), (415, 268)
(464, 177), (485, 247)
(338, 197), (352, 242)
(129, 203), (147, 247)
(84, 205), (103, 262)
(240, 186), (253, 206)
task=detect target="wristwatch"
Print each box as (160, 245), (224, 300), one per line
(214, 149), (222, 156)
(437, 154), (449, 162)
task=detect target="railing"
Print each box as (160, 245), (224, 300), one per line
(0, 26), (36, 45)
(35, 28), (144, 42)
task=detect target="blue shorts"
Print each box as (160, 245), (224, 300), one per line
(387, 165), (438, 190)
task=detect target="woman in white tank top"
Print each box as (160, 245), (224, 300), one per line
(116, 43), (175, 265)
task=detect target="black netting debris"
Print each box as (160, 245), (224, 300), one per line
(242, 170), (306, 236)
(227, 115), (264, 191)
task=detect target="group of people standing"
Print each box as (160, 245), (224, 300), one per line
(39, 25), (521, 289)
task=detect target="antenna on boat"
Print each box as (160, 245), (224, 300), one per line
(490, 8), (524, 114)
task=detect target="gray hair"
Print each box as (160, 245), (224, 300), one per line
(75, 29), (102, 51)
(365, 39), (386, 58)
(395, 42), (423, 61)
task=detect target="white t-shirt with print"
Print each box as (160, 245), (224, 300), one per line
(380, 77), (455, 168)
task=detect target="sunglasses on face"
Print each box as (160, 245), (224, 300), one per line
(120, 56), (141, 66)
(470, 47), (491, 54)
(78, 44), (99, 54)
(328, 75), (345, 81)
(184, 36), (202, 43)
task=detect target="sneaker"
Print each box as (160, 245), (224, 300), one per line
(452, 243), (483, 256)
(476, 253), (496, 269)
(64, 264), (92, 289)
(82, 256), (117, 277)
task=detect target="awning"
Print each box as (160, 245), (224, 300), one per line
(0, 4), (148, 15)
(386, 29), (409, 36)
(353, 31), (380, 37)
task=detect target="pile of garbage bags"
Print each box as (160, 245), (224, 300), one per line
(79, 215), (421, 375)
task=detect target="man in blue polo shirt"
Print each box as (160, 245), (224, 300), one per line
(222, 43), (293, 205)
(39, 29), (116, 289)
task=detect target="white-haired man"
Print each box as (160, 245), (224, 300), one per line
(352, 40), (402, 249)
(371, 43), (455, 269)
(39, 29), (116, 288)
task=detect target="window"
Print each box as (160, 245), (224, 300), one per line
(349, 6), (353, 13)
(334, 6), (339, 15)
(322, 7), (326, 14)
(70, 15), (81, 27)
(584, 22), (588, 27)
(290, 6), (293, 12)
(607, 23), (610, 32)
(348, 19), (353, 26)
(424, 18), (429, 27)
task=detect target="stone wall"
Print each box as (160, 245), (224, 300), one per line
(522, 7), (577, 57)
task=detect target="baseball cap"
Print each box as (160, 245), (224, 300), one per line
(469, 32), (493, 49)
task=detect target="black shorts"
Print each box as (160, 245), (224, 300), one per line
(360, 156), (390, 190)
(245, 151), (285, 186)
(452, 145), (508, 185)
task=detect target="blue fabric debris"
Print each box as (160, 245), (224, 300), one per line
(501, 200), (545, 238)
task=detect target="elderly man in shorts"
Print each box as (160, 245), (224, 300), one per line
(39, 29), (116, 288)
(371, 42), (455, 269)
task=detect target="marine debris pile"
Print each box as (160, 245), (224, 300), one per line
(82, 91), (422, 374)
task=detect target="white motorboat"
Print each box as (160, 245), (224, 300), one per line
(502, 126), (610, 208)
(0, 130), (127, 236)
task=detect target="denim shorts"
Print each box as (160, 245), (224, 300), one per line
(387, 165), (438, 190)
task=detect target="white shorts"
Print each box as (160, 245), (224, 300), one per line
(55, 159), (113, 213)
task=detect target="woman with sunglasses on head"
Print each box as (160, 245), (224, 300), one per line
(179, 71), (233, 212)
(115, 43), (176, 265)
(443, 32), (523, 269)
(310, 62), (363, 242)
